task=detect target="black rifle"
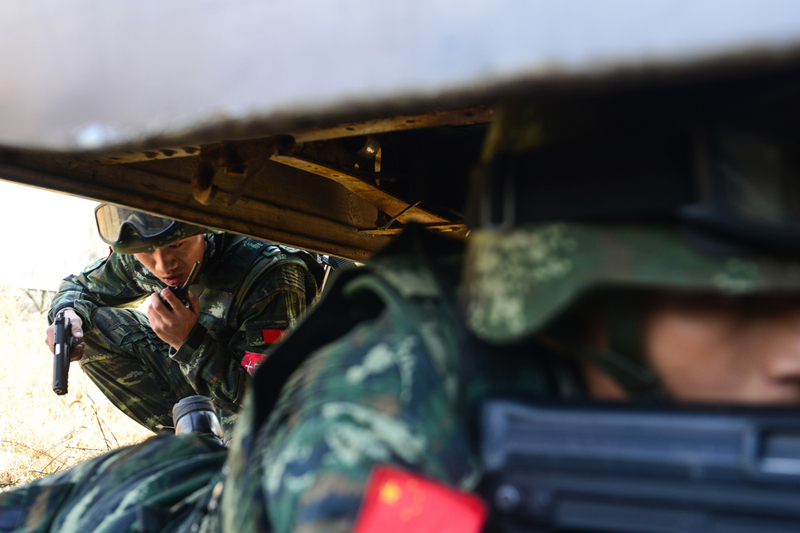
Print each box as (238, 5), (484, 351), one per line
(480, 399), (800, 532)
(52, 315), (81, 395)
(159, 260), (199, 310)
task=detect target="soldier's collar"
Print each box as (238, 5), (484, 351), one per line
(196, 234), (218, 277)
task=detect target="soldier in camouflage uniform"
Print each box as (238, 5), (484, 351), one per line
(44, 204), (321, 439)
(6, 74), (800, 532)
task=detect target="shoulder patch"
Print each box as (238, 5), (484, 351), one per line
(81, 254), (110, 275)
(353, 465), (486, 533)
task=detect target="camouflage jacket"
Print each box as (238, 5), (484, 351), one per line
(47, 233), (320, 411)
(220, 228), (568, 533)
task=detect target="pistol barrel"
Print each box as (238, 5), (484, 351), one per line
(52, 316), (71, 395)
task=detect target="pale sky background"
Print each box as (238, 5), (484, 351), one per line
(0, 179), (107, 291)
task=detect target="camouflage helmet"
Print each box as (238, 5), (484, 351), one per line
(465, 222), (800, 345)
(464, 74), (800, 348)
(94, 203), (213, 254)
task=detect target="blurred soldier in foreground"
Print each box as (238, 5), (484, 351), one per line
(43, 205), (321, 439)
(5, 68), (800, 532)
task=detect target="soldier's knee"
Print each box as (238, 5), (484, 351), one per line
(86, 307), (157, 348)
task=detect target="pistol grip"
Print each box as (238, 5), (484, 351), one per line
(52, 316), (72, 395)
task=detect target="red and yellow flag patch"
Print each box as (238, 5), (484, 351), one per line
(353, 465), (487, 533)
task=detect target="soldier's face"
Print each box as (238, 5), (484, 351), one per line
(133, 235), (205, 287)
(587, 295), (800, 404)
(642, 295), (800, 404)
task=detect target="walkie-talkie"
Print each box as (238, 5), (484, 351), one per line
(159, 260), (200, 310)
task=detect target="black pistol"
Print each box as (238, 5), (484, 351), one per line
(52, 315), (81, 395)
(159, 260), (200, 310)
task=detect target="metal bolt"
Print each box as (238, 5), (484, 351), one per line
(356, 135), (380, 160)
(494, 484), (521, 513)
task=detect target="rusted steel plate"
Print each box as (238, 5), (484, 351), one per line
(271, 153), (466, 233)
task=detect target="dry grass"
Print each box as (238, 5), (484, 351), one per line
(0, 286), (152, 491)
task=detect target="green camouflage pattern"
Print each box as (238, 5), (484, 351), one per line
(79, 306), (201, 434)
(464, 223), (800, 344)
(111, 222), (211, 254)
(224, 260), (479, 533)
(220, 233), (558, 533)
(48, 234), (318, 436)
(0, 434), (226, 533)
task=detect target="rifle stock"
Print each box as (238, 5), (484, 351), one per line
(480, 400), (800, 532)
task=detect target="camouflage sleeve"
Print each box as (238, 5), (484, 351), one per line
(169, 261), (312, 413)
(47, 253), (155, 328)
(0, 434), (225, 533)
(244, 309), (480, 533)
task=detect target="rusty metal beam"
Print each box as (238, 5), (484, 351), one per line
(270, 153), (467, 234)
(357, 225), (469, 236)
(88, 146), (201, 165)
(84, 106), (492, 166)
(289, 106), (493, 143)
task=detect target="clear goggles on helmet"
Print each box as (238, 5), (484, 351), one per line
(475, 126), (800, 256)
(94, 204), (178, 245)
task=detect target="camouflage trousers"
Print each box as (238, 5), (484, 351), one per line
(0, 434), (226, 533)
(81, 307), (237, 437)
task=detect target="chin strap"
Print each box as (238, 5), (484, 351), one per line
(541, 291), (666, 399)
(541, 333), (664, 399)
(604, 291), (665, 398)
(582, 345), (664, 399)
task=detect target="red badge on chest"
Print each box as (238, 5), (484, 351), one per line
(241, 329), (286, 375)
(241, 352), (267, 375)
(353, 465), (487, 533)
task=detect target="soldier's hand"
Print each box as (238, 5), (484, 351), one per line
(44, 309), (86, 362)
(148, 289), (200, 350)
